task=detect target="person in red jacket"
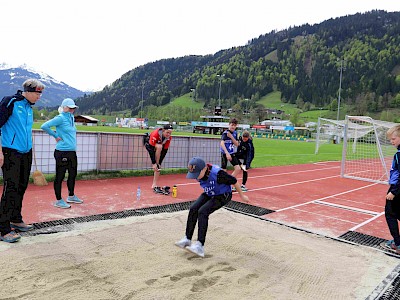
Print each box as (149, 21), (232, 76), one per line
(144, 124), (173, 193)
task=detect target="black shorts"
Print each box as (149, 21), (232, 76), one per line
(221, 153), (240, 169)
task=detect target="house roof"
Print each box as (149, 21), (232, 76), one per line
(75, 115), (99, 122)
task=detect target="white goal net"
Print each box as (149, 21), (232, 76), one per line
(314, 118), (345, 154)
(341, 115), (398, 184)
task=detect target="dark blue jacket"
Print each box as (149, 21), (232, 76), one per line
(236, 137), (255, 169)
(389, 148), (400, 195)
(0, 91), (34, 153)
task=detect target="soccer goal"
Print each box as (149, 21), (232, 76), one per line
(314, 117), (345, 154)
(341, 115), (398, 184)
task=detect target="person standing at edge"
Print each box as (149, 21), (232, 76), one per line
(41, 98), (83, 209)
(381, 125), (400, 253)
(0, 79), (45, 243)
(175, 157), (249, 257)
(144, 124), (173, 194)
(236, 130), (255, 191)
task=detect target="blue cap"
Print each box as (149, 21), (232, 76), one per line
(61, 98), (78, 108)
(186, 157), (206, 179)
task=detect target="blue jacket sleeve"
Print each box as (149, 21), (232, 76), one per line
(41, 116), (63, 138)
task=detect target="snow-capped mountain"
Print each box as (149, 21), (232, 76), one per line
(0, 63), (87, 107)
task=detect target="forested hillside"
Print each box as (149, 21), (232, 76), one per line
(76, 10), (400, 119)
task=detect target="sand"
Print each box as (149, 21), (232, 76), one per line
(0, 209), (398, 300)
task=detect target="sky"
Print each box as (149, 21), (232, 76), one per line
(1, 1), (399, 92)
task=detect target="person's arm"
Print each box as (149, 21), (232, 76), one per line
(217, 170), (249, 202)
(0, 97), (13, 168)
(41, 116), (63, 139)
(388, 152), (400, 199)
(226, 130), (239, 147)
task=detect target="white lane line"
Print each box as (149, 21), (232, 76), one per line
(314, 200), (378, 216)
(349, 212), (385, 231)
(288, 207), (360, 225)
(276, 182), (380, 212)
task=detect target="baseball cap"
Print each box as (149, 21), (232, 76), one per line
(163, 124), (173, 130)
(61, 98), (78, 108)
(186, 157), (206, 179)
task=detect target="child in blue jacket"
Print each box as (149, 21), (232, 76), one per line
(175, 157), (249, 257)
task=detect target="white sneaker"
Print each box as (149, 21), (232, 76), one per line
(175, 236), (191, 249)
(185, 241), (205, 257)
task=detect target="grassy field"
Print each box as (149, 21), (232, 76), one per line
(33, 122), (342, 168)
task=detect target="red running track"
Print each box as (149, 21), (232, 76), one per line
(20, 161), (390, 240)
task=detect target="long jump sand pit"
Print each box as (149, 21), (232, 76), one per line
(0, 209), (398, 300)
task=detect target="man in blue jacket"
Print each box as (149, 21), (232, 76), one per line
(0, 79), (45, 243)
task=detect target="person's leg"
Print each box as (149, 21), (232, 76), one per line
(385, 199), (400, 245)
(66, 152), (78, 197)
(197, 192), (232, 245)
(152, 171), (160, 189)
(230, 155), (241, 178)
(54, 150), (68, 200)
(185, 193), (209, 240)
(0, 150), (22, 235)
(221, 154), (228, 172)
(11, 151), (32, 223)
(242, 170), (248, 186)
(154, 144), (162, 168)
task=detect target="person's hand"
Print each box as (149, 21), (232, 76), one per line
(226, 153), (232, 161)
(0, 151), (3, 168)
(55, 137), (62, 142)
(386, 192), (395, 200)
(241, 195), (249, 203)
(152, 164), (160, 172)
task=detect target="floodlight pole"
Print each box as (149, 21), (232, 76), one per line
(217, 74), (225, 107)
(141, 81), (145, 119)
(337, 59), (345, 121)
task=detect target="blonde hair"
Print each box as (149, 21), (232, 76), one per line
(387, 125), (400, 139)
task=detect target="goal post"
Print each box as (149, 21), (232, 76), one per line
(341, 115), (398, 184)
(314, 117), (345, 154)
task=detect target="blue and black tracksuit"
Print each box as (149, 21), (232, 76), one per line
(236, 137), (255, 185)
(185, 165), (236, 245)
(0, 91), (34, 235)
(41, 112), (78, 200)
(385, 147), (400, 246)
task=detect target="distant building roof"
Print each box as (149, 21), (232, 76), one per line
(75, 115), (99, 123)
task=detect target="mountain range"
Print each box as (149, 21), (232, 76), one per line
(0, 63), (87, 108)
(73, 9), (400, 119)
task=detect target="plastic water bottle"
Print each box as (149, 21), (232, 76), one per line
(136, 186), (141, 201)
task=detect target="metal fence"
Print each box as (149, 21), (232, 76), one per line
(31, 130), (222, 174)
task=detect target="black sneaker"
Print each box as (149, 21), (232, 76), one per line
(162, 186), (171, 195)
(153, 187), (164, 194)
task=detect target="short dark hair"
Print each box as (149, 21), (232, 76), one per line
(163, 124), (173, 130)
(229, 118), (238, 125)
